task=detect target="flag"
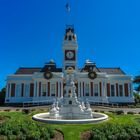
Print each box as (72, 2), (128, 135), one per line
(66, 3), (70, 12)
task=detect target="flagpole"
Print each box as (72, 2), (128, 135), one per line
(65, 1), (71, 25)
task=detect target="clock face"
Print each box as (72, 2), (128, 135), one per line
(44, 71), (53, 79)
(88, 71), (97, 79)
(66, 51), (74, 59)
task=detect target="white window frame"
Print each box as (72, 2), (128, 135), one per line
(24, 84), (30, 97)
(118, 84), (123, 97)
(111, 84), (115, 97)
(94, 83), (99, 97)
(51, 83), (56, 97)
(85, 83), (90, 96)
(42, 83), (47, 96)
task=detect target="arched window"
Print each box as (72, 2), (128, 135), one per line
(68, 35), (72, 41)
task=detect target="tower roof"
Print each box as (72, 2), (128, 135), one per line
(64, 25), (76, 41)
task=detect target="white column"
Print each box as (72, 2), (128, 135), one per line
(122, 83), (125, 97)
(6, 83), (9, 99)
(101, 82), (104, 97)
(18, 83), (21, 98)
(61, 81), (63, 97)
(40, 82), (42, 97)
(9, 83), (11, 98)
(36, 81), (39, 97)
(81, 81), (83, 97)
(114, 84), (116, 97)
(46, 81), (48, 97)
(58, 81), (60, 98)
(102, 82), (106, 97)
(89, 82), (91, 97)
(33, 81), (36, 98)
(78, 81), (80, 97)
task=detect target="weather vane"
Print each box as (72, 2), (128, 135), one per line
(65, 1), (72, 25)
(66, 2), (70, 13)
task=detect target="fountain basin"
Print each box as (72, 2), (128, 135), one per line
(32, 112), (108, 124)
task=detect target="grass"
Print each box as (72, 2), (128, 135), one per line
(50, 113), (140, 140)
(0, 110), (140, 140)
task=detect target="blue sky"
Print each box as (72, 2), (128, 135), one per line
(0, 0), (140, 90)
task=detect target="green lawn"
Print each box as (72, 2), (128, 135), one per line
(49, 113), (140, 140)
(0, 110), (140, 140)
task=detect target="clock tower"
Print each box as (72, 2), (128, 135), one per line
(63, 25), (78, 72)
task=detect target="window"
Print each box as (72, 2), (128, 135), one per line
(85, 83), (90, 96)
(42, 84), (46, 96)
(68, 35), (72, 41)
(119, 85), (123, 96)
(21, 83), (24, 97)
(30, 83), (34, 97)
(94, 84), (98, 96)
(51, 83), (56, 97)
(111, 85), (115, 96)
(11, 83), (15, 97)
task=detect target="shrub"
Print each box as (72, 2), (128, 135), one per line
(90, 124), (140, 140)
(108, 110), (115, 113)
(127, 111), (135, 115)
(22, 109), (30, 114)
(0, 115), (55, 140)
(115, 110), (124, 115)
(128, 104), (136, 108)
(16, 109), (20, 111)
(135, 104), (140, 108)
(47, 127), (55, 138)
(31, 109), (36, 112)
(4, 109), (10, 112)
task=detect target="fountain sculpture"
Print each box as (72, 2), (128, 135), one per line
(32, 69), (108, 124)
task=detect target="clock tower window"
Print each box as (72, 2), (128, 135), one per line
(68, 35), (72, 41)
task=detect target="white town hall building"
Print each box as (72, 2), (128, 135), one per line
(5, 25), (134, 104)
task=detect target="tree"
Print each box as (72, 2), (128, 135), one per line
(0, 87), (6, 105)
(133, 75), (140, 92)
(133, 75), (140, 104)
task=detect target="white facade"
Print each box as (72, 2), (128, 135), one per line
(5, 26), (134, 104)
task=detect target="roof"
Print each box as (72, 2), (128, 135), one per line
(15, 67), (62, 75)
(98, 68), (125, 75)
(15, 67), (125, 75)
(15, 68), (42, 74)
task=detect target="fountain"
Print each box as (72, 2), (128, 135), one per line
(32, 69), (108, 124)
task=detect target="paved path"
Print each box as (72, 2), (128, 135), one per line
(92, 106), (140, 113)
(0, 105), (140, 113)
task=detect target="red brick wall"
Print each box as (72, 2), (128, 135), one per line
(116, 83), (118, 97)
(124, 83), (129, 97)
(30, 83), (34, 97)
(100, 82), (102, 96)
(90, 82), (93, 96)
(107, 83), (110, 97)
(11, 83), (15, 97)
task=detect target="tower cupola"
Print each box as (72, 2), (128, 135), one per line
(64, 25), (77, 41)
